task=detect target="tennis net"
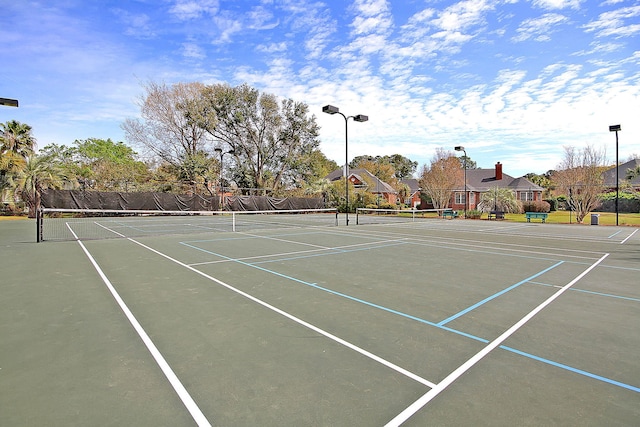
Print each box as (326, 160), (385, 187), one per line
(355, 208), (452, 225)
(37, 208), (339, 242)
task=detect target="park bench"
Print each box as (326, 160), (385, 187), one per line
(442, 210), (459, 219)
(525, 212), (548, 223)
(488, 210), (504, 220)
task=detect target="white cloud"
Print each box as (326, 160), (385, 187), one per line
(532, 0), (583, 10)
(432, 0), (491, 32)
(112, 9), (155, 38)
(182, 41), (206, 59)
(512, 13), (568, 42)
(583, 5), (640, 38)
(169, 0), (220, 21)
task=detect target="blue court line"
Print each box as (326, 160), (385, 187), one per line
(502, 346), (640, 393)
(437, 261), (565, 326)
(179, 242), (639, 394)
(528, 281), (640, 303)
(608, 230), (622, 238)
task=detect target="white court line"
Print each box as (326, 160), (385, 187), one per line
(330, 227), (603, 262)
(621, 229), (638, 244)
(188, 237), (409, 266)
(66, 224), (212, 427)
(124, 236), (437, 389)
(384, 252), (610, 427)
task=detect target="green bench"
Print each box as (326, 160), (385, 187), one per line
(525, 212), (548, 223)
(442, 210), (459, 219)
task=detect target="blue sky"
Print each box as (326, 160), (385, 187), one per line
(2, 0), (639, 177)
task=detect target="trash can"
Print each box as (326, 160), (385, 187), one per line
(591, 213), (599, 225)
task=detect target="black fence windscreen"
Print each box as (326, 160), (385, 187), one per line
(37, 190), (329, 242)
(40, 189), (219, 211)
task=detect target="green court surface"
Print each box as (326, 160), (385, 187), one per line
(1, 218), (639, 426)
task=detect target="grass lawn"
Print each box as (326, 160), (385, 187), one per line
(3, 212), (639, 227)
(0, 216), (29, 221)
(502, 211), (640, 226)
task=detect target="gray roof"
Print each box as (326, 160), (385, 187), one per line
(602, 159), (640, 187)
(401, 178), (420, 194)
(457, 169), (543, 192)
(326, 168), (397, 193)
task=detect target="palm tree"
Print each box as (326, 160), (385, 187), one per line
(1, 120), (36, 158)
(478, 187), (520, 213)
(626, 165), (640, 180)
(1, 120), (37, 204)
(12, 155), (66, 217)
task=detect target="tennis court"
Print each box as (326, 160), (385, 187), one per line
(1, 215), (638, 426)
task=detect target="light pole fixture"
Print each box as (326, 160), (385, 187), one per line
(215, 147), (235, 209)
(454, 146), (467, 218)
(322, 104), (368, 226)
(609, 124), (621, 226)
(0, 98), (19, 107)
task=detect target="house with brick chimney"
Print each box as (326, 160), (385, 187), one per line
(451, 162), (544, 211)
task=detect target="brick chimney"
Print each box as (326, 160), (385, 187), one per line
(495, 162), (503, 180)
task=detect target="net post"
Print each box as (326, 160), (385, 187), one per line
(336, 210), (339, 226)
(356, 208), (359, 225)
(232, 211), (236, 232)
(36, 207), (43, 242)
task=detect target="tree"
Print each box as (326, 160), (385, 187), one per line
(352, 156), (396, 184)
(12, 155), (66, 217)
(419, 148), (463, 210)
(1, 120), (37, 202)
(122, 81), (212, 170)
(351, 154), (418, 180)
(626, 165), (640, 180)
(40, 139), (150, 191)
(553, 145), (607, 223)
(294, 149), (338, 197)
(524, 171), (553, 197)
(1, 120), (36, 158)
(382, 154), (417, 179)
(478, 187), (520, 213)
(196, 83), (321, 192)
(74, 138), (149, 190)
(457, 155), (477, 170)
(325, 177), (357, 212)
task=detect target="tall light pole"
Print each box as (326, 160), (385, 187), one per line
(215, 148), (234, 209)
(454, 146), (467, 218)
(322, 104), (368, 226)
(609, 124), (621, 226)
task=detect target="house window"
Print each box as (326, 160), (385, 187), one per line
(519, 192), (534, 201)
(455, 192), (465, 204)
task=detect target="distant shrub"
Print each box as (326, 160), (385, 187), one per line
(544, 198), (558, 211)
(466, 209), (482, 219)
(522, 201), (551, 213)
(595, 192), (640, 213)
